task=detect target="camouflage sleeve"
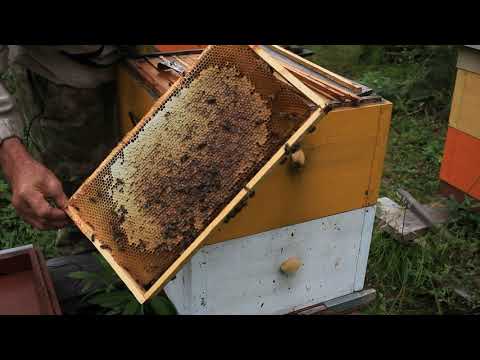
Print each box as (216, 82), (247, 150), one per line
(0, 45), (24, 145)
(0, 45), (7, 74)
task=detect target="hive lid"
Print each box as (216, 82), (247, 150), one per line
(66, 45), (334, 303)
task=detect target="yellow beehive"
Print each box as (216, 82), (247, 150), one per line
(67, 45), (341, 303)
(440, 45), (480, 201)
(448, 46), (480, 139)
(117, 47), (392, 246)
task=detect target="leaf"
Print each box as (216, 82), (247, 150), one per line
(81, 280), (96, 294)
(148, 296), (177, 315)
(105, 309), (122, 315)
(69, 271), (98, 280)
(88, 290), (132, 308)
(123, 300), (141, 315)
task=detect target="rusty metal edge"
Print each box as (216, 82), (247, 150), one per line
(292, 289), (377, 315)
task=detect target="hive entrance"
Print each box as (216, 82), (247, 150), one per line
(67, 45), (328, 302)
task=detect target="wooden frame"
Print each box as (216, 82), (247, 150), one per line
(266, 45), (364, 94)
(0, 244), (62, 315)
(66, 45), (333, 303)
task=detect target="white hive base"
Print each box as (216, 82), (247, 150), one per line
(164, 205), (376, 315)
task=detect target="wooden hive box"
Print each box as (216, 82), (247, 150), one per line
(117, 45), (392, 245)
(0, 245), (62, 315)
(110, 45), (392, 312)
(440, 45), (480, 201)
(67, 45), (345, 303)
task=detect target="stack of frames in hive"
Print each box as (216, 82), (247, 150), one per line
(67, 45), (333, 303)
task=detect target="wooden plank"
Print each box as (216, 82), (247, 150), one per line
(267, 45), (363, 94)
(398, 189), (458, 243)
(287, 67), (349, 101)
(171, 55), (192, 70)
(301, 81), (337, 100)
(318, 289), (376, 315)
(154, 45), (207, 52)
(293, 289), (376, 315)
(250, 45), (330, 108)
(376, 197), (449, 242)
(28, 246), (59, 314)
(38, 249), (63, 314)
(299, 80), (337, 100)
(175, 55), (202, 69)
(283, 63), (361, 101)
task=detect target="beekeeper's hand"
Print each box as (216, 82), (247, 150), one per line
(0, 137), (70, 230)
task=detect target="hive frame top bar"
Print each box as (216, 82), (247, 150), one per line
(66, 45), (333, 303)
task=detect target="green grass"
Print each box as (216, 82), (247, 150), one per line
(0, 71), (59, 258)
(305, 45), (480, 314)
(1, 46), (479, 314)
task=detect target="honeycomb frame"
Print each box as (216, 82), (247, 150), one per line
(66, 45), (333, 303)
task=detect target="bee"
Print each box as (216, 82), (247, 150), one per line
(180, 154), (189, 163)
(85, 221), (95, 231)
(196, 142), (207, 151)
(290, 143), (300, 153)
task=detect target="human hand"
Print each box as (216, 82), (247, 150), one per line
(0, 138), (70, 230)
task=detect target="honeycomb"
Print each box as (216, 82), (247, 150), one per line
(68, 45), (317, 289)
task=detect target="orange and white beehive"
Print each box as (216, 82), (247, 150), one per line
(440, 45), (480, 201)
(69, 45), (392, 313)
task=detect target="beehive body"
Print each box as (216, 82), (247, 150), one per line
(118, 53), (392, 246)
(68, 46), (318, 290)
(440, 46), (480, 201)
